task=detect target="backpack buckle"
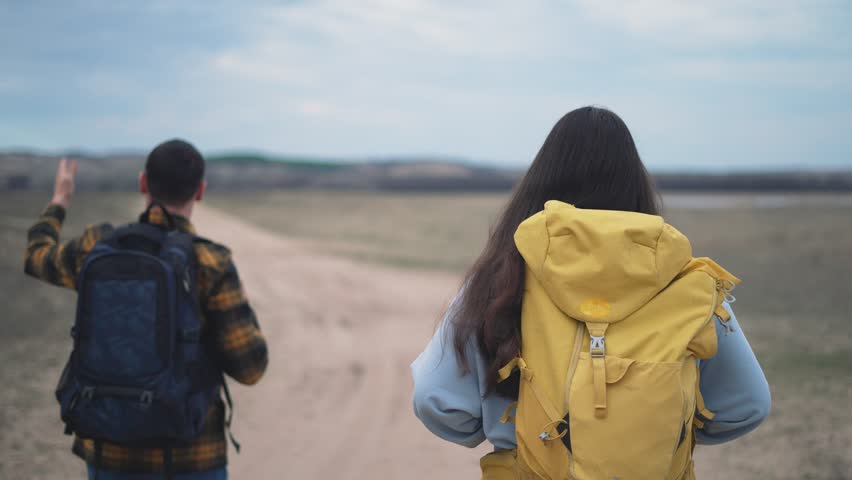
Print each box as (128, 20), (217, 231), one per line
(81, 386), (95, 401)
(718, 279), (737, 303)
(181, 270), (192, 294)
(140, 390), (154, 407)
(590, 335), (606, 357)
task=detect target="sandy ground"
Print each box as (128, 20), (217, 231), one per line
(192, 205), (492, 479)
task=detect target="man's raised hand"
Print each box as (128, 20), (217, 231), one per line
(51, 157), (78, 209)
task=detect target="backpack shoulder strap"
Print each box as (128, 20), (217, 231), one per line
(160, 231), (196, 270)
(161, 230), (243, 453)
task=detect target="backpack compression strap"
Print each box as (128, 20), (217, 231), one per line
(222, 379), (241, 453)
(497, 357), (568, 442)
(587, 322), (610, 419)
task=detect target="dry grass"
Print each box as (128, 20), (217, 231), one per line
(663, 201), (852, 480)
(0, 193), (140, 479)
(208, 191), (505, 271)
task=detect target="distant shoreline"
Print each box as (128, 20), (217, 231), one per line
(663, 192), (852, 209)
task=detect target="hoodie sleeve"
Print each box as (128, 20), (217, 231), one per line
(411, 309), (486, 448)
(696, 303), (771, 444)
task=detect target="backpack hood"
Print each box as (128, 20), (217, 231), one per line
(514, 200), (693, 324)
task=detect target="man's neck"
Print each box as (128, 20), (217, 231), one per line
(149, 200), (193, 220)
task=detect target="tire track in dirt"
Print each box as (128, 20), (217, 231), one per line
(192, 205), (490, 479)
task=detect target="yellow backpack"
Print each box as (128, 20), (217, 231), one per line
(481, 201), (739, 480)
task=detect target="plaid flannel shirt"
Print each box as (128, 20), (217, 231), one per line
(24, 203), (268, 474)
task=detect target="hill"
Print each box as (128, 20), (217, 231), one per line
(1, 151), (850, 193)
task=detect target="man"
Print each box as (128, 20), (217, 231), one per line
(24, 139), (268, 480)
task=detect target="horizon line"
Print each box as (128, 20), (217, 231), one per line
(1, 147), (850, 175)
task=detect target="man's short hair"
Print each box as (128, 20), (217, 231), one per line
(145, 139), (205, 205)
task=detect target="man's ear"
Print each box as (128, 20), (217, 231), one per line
(195, 180), (207, 202)
(139, 171), (148, 194)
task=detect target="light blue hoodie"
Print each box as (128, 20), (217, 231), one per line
(411, 301), (770, 450)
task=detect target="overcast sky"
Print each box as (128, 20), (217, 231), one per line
(1, 0), (850, 170)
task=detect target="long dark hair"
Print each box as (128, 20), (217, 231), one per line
(450, 106), (661, 397)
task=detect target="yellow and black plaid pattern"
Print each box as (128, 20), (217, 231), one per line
(24, 204), (268, 474)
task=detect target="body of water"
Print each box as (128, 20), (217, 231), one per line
(663, 193), (852, 210)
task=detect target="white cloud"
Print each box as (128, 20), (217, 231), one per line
(253, 0), (562, 58)
(212, 50), (315, 86)
(296, 99), (406, 126)
(0, 77), (21, 93)
(575, 0), (815, 46)
(665, 58), (852, 89)
(202, 0), (590, 138)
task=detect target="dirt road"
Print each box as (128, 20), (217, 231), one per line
(192, 205), (490, 479)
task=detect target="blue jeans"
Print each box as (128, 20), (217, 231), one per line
(87, 465), (227, 480)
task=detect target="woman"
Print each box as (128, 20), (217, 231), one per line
(411, 106), (770, 478)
